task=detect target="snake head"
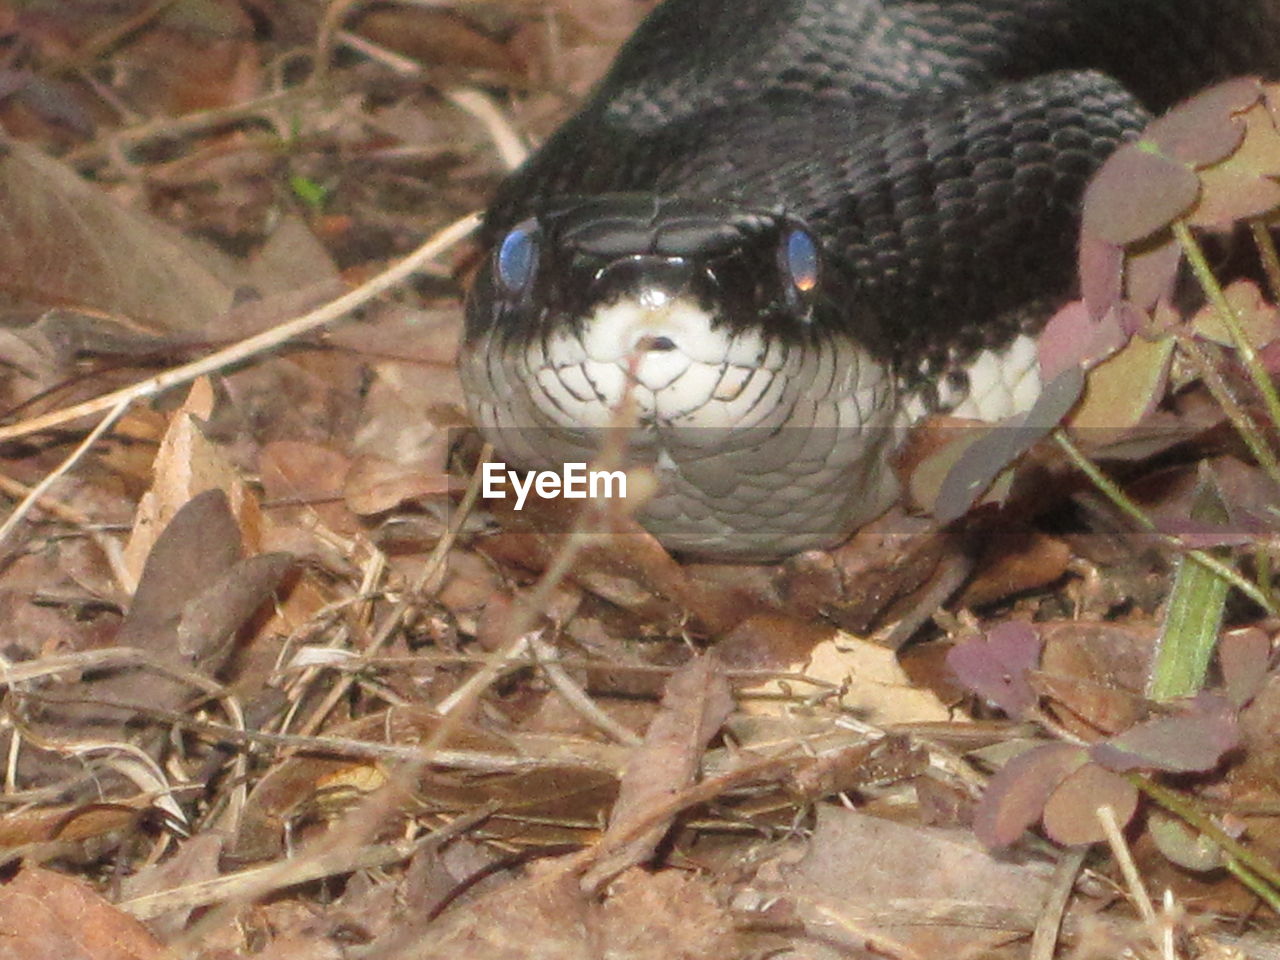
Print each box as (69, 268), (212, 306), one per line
(459, 194), (900, 559)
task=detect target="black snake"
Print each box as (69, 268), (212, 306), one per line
(459, 0), (1280, 559)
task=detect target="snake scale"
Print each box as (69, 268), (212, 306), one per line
(460, 0), (1280, 559)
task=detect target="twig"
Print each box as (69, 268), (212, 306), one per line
(1175, 332), (1280, 483)
(0, 471), (133, 590)
(292, 439), (496, 737)
(146, 803), (495, 926)
(1096, 803), (1160, 943)
(530, 634), (643, 746)
(0, 397), (131, 547)
(45, 0), (183, 76)
(445, 88), (530, 171)
(1029, 845), (1088, 960)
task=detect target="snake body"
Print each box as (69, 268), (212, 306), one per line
(460, 0), (1280, 559)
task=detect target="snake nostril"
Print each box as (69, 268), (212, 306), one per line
(641, 335), (677, 352)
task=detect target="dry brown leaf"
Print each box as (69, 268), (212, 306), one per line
(593, 868), (739, 960)
(344, 452), (453, 515)
(742, 631), (952, 724)
(715, 611), (836, 671)
(391, 856), (592, 960)
(117, 487), (243, 654)
(581, 652), (733, 890)
(959, 525), (1073, 609)
(231, 705), (622, 864)
(0, 864), (164, 960)
(386, 856), (737, 960)
(349, 306), (465, 466)
(123, 377), (262, 584)
(118, 833), (225, 938)
(353, 7), (517, 75)
(244, 214), (341, 298)
(477, 513), (754, 633)
(31, 489), (291, 750)
(778, 805), (1051, 956)
(1037, 621), (1157, 738)
(0, 800), (144, 857)
(259, 439), (357, 536)
(815, 515), (961, 633)
(0, 140), (238, 334)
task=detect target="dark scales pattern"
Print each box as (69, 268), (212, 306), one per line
(482, 0), (1280, 379)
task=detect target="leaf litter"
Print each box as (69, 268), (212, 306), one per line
(0, 2), (1279, 959)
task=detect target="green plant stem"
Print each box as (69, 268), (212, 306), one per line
(1227, 859), (1280, 915)
(1249, 219), (1280, 304)
(1149, 468), (1231, 700)
(1053, 430), (1275, 615)
(1258, 548), (1279, 612)
(1148, 539), (1229, 700)
(1130, 774), (1280, 895)
(1053, 429), (1152, 529)
(1176, 333), (1280, 482)
(1175, 220), (1280, 444)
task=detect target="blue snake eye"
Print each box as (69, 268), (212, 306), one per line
(781, 227), (819, 299)
(496, 222), (539, 294)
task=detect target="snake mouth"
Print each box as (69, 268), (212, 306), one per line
(544, 280), (795, 434)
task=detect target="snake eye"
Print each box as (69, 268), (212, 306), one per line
(779, 227), (819, 313)
(496, 222), (539, 294)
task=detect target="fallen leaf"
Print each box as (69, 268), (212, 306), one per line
(743, 631), (952, 724)
(581, 652), (733, 891)
(0, 140), (237, 335)
(123, 377), (262, 584)
(1040, 762), (1138, 846)
(781, 805), (1052, 955)
(946, 621), (1043, 717)
(973, 741), (1087, 848)
(0, 864), (164, 960)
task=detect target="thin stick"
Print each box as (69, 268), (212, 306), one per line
(1096, 804), (1159, 939)
(47, 0), (183, 75)
(0, 471), (133, 590)
(445, 89), (530, 171)
(1176, 333), (1280, 482)
(1029, 845), (1087, 960)
(291, 441), (493, 736)
(0, 397), (131, 546)
(157, 804), (495, 937)
(530, 634), (643, 746)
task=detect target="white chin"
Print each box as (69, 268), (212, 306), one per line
(459, 296), (905, 560)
